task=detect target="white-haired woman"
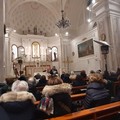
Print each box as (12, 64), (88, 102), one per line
(0, 80), (36, 120)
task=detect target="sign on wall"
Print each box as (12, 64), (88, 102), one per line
(78, 39), (94, 58)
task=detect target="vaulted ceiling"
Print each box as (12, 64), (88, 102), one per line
(6, 0), (87, 37)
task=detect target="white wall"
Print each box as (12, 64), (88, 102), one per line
(70, 28), (101, 74)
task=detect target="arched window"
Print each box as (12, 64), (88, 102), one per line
(32, 42), (40, 58)
(52, 46), (58, 61)
(11, 44), (18, 61)
(18, 46), (25, 58)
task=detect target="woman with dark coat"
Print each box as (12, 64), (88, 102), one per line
(41, 76), (74, 117)
(83, 73), (110, 109)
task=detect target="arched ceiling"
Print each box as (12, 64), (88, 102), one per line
(6, 0), (87, 37)
(9, 2), (58, 36)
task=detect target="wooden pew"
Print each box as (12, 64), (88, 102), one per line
(49, 101), (120, 120)
(72, 85), (87, 94)
(72, 85), (87, 91)
(36, 85), (87, 94)
(71, 93), (86, 101)
(113, 81), (120, 96)
(34, 93), (86, 106)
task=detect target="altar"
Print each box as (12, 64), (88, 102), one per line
(25, 65), (51, 77)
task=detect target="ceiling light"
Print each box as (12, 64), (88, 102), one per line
(55, 33), (59, 37)
(86, 6), (91, 11)
(65, 32), (69, 36)
(13, 30), (16, 32)
(56, 0), (70, 29)
(92, 0), (96, 4)
(87, 18), (91, 23)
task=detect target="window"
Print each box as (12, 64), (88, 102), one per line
(11, 44), (17, 61)
(18, 46), (25, 58)
(32, 42), (40, 58)
(51, 46), (58, 61)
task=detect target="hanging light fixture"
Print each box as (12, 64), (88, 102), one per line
(56, 0), (70, 28)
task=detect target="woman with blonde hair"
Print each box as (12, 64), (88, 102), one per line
(41, 76), (74, 117)
(82, 73), (110, 109)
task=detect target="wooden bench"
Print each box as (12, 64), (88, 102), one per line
(72, 85), (87, 94)
(71, 93), (86, 101)
(49, 101), (120, 120)
(36, 85), (87, 93)
(34, 93), (86, 106)
(113, 81), (120, 96)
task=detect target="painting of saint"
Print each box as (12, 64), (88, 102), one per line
(78, 39), (94, 57)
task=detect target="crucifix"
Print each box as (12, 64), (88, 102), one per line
(63, 56), (73, 73)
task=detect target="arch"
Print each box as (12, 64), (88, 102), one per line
(51, 46), (58, 61)
(18, 46), (25, 58)
(8, 0), (59, 22)
(32, 41), (40, 58)
(11, 44), (18, 61)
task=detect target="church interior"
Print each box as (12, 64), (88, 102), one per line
(0, 0), (120, 119)
(0, 0), (120, 79)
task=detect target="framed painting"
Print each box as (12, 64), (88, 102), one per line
(78, 39), (94, 58)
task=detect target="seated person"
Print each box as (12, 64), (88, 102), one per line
(82, 73), (110, 109)
(41, 76), (74, 117)
(0, 80), (36, 120)
(50, 66), (58, 76)
(72, 74), (87, 87)
(34, 73), (41, 80)
(36, 75), (47, 87)
(27, 77), (42, 100)
(69, 71), (76, 82)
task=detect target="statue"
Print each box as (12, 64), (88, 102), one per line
(34, 26), (37, 35)
(28, 27), (30, 34)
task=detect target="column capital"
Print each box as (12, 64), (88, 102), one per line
(91, 0), (120, 17)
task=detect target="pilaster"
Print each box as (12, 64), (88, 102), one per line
(0, 0), (5, 81)
(93, 0), (120, 71)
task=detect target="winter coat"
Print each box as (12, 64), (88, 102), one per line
(0, 91), (36, 120)
(42, 83), (73, 117)
(83, 82), (110, 109)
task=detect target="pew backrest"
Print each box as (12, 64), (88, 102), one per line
(49, 101), (120, 120)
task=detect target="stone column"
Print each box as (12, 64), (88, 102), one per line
(93, 0), (120, 71)
(59, 36), (71, 73)
(0, 0), (5, 81)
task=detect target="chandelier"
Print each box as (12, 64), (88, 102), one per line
(56, 0), (70, 28)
